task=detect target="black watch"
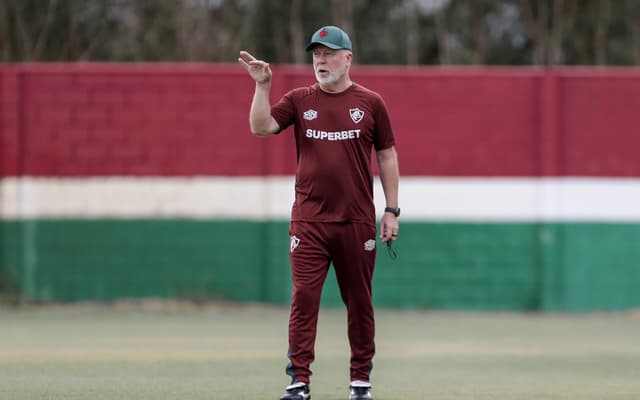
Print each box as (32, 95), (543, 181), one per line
(384, 207), (401, 217)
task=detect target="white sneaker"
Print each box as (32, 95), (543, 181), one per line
(349, 380), (372, 400)
(280, 382), (311, 400)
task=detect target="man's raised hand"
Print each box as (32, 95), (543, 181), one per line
(238, 51), (272, 84)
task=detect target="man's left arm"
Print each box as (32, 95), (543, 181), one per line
(377, 146), (399, 243)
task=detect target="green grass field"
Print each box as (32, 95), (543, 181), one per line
(1, 303), (639, 400)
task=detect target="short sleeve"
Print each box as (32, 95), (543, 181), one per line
(372, 95), (395, 151)
(270, 90), (297, 134)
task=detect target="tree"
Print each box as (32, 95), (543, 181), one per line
(0, 0), (637, 65)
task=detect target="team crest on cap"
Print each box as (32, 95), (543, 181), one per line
(349, 108), (364, 123)
(319, 29), (329, 38)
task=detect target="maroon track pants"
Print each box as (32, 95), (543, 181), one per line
(286, 221), (377, 385)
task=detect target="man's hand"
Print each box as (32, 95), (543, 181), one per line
(379, 212), (399, 243)
(238, 51), (272, 84)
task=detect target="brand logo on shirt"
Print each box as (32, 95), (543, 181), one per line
(303, 109), (318, 121)
(349, 108), (364, 123)
(364, 239), (376, 251)
(305, 129), (361, 141)
(290, 235), (300, 252)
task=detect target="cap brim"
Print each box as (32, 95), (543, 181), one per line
(305, 41), (344, 51)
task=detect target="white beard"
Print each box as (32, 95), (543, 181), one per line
(315, 63), (348, 85)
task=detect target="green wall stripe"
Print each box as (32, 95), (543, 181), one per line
(2, 220), (640, 311)
(0, 220), (292, 303)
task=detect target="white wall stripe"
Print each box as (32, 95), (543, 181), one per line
(383, 177), (640, 222)
(2, 176), (640, 221)
(0, 177), (295, 220)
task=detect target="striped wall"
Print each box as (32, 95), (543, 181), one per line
(2, 65), (640, 311)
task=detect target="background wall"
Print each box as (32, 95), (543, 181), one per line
(1, 64), (639, 311)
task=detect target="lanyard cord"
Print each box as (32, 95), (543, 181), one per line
(386, 240), (397, 260)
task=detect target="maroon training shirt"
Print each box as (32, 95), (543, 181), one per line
(271, 83), (395, 224)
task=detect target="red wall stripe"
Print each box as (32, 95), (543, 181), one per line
(1, 64), (639, 177)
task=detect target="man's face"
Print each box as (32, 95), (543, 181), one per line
(312, 46), (352, 85)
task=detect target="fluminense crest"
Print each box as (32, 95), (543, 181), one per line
(349, 107), (364, 123)
(290, 235), (301, 252)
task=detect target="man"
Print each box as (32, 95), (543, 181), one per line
(238, 25), (399, 400)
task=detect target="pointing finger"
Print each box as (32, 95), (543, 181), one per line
(239, 51), (256, 63)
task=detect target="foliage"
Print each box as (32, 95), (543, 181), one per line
(0, 0), (638, 65)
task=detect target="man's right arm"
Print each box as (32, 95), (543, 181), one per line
(238, 50), (281, 136)
(249, 81), (281, 136)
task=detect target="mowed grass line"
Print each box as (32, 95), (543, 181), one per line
(1, 305), (639, 400)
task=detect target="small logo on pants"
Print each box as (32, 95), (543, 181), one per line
(290, 235), (300, 252)
(364, 239), (376, 251)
